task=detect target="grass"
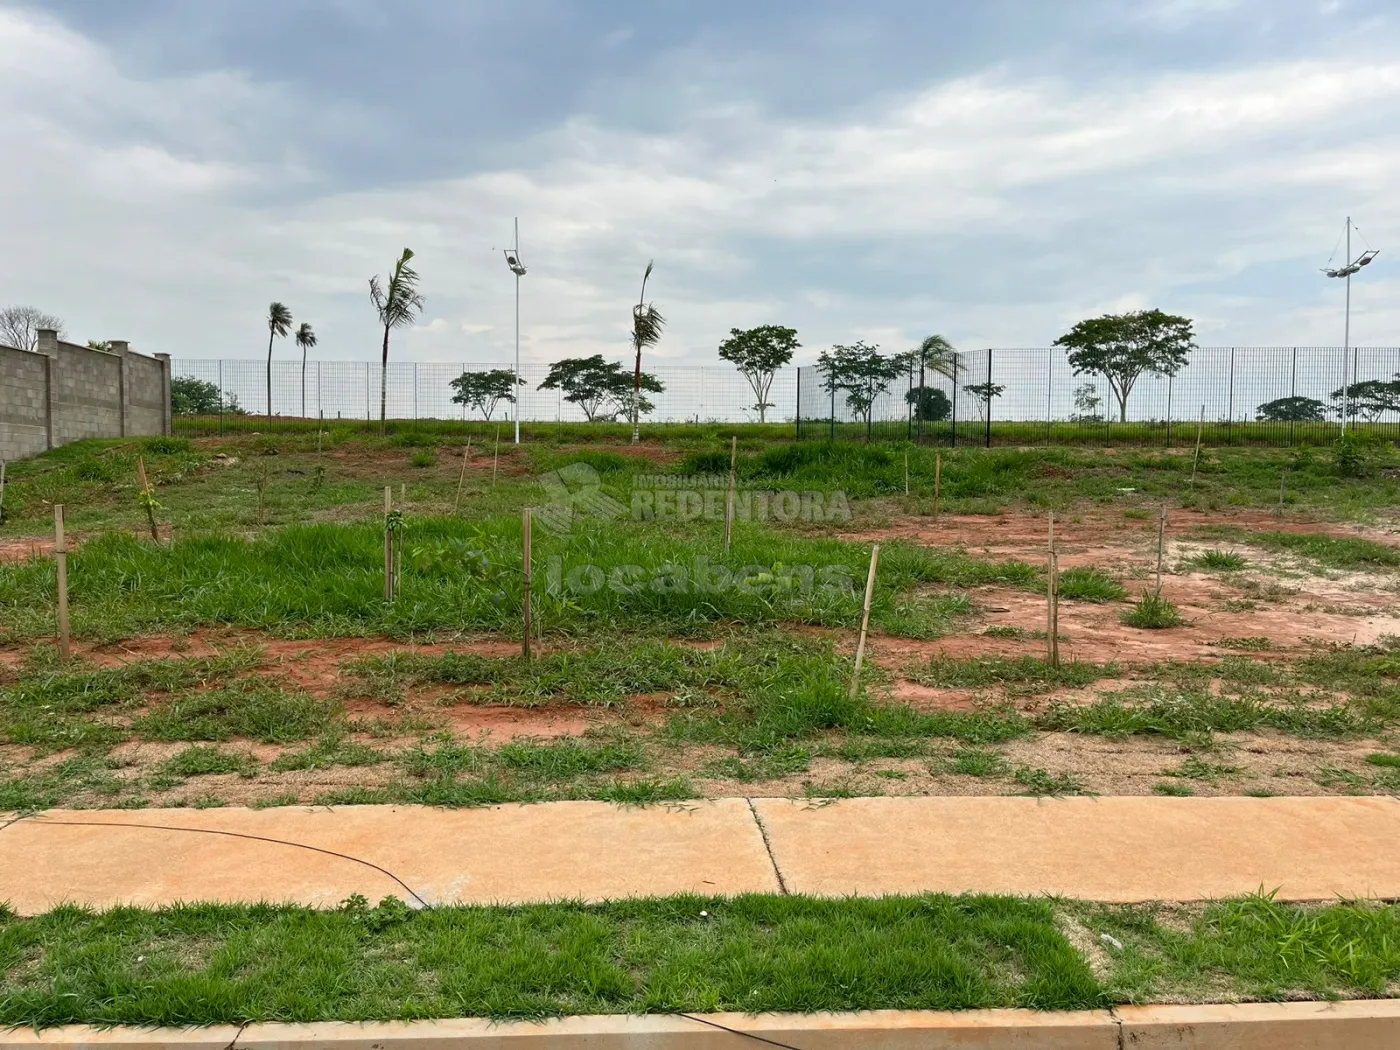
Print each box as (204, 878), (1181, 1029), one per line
(906, 655), (1114, 694)
(1192, 549), (1249, 571)
(0, 894), (1101, 1025)
(1120, 592), (1185, 629)
(6, 892), (1394, 1026)
(1053, 567), (1127, 603)
(0, 516), (1034, 642)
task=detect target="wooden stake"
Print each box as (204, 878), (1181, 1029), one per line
(1189, 405), (1205, 486)
(1277, 470), (1286, 518)
(904, 451), (910, 495)
(1155, 504), (1167, 595)
(849, 544), (881, 699)
(724, 436), (737, 552)
(258, 462), (269, 524)
(0, 459), (7, 522)
(522, 507), (533, 661)
(492, 425), (501, 488)
(54, 504), (70, 661)
(1047, 513), (1060, 668)
(933, 452), (942, 520)
(452, 438), (472, 516)
(383, 486), (394, 602)
(136, 455), (160, 543)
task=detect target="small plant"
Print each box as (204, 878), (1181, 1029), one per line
(1121, 591), (1185, 629)
(1152, 781), (1194, 796)
(1333, 432), (1369, 478)
(1055, 566), (1127, 603)
(983, 625), (1027, 639)
(1192, 549), (1248, 571)
(1365, 753), (1400, 769)
(944, 746), (1009, 778)
(1011, 765), (1085, 796)
(1208, 636), (1273, 652)
(410, 449), (437, 468)
(1169, 755), (1242, 781)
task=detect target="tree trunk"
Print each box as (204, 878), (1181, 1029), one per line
(632, 348), (642, 444)
(301, 349), (307, 419)
(380, 324), (390, 435)
(266, 330), (274, 421)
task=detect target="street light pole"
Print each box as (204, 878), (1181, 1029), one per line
(1322, 216), (1380, 437)
(1344, 216), (1351, 435)
(504, 218), (527, 445)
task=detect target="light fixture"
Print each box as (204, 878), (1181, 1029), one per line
(503, 220), (526, 444)
(1321, 217), (1381, 435)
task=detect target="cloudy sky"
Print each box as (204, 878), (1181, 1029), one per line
(1, 0), (1397, 367)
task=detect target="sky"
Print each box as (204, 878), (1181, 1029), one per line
(1, 0), (1398, 369)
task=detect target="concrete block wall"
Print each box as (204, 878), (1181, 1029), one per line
(0, 329), (170, 462)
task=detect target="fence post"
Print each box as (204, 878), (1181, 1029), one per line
(1165, 375), (1173, 448)
(829, 383), (835, 441)
(1227, 347), (1235, 447)
(1046, 347), (1053, 446)
(1289, 347), (1297, 447)
(984, 349), (992, 449)
(218, 360), (225, 437)
(795, 366), (801, 439)
(906, 356), (914, 442)
(951, 356), (958, 448)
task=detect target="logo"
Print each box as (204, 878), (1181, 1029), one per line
(535, 462), (627, 534)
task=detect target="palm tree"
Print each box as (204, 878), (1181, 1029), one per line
(369, 248), (425, 434)
(630, 260), (665, 444)
(295, 322), (317, 418)
(910, 334), (959, 442)
(266, 302), (292, 420)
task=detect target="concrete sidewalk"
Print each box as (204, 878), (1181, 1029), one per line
(8, 795), (1400, 914)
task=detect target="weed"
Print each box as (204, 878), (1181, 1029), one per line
(907, 655), (1112, 693)
(1169, 756), (1242, 781)
(1121, 592), (1185, 629)
(944, 746), (1009, 778)
(1192, 549), (1248, 571)
(1208, 637), (1273, 652)
(135, 681), (339, 744)
(1011, 765), (1085, 796)
(1152, 782), (1195, 796)
(1365, 753), (1400, 769)
(410, 450), (437, 469)
(1054, 567), (1127, 603)
(160, 746), (257, 778)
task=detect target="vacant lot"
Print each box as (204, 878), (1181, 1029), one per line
(2, 428), (1400, 810)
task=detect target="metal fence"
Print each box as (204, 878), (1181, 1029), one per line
(796, 347), (1400, 447)
(170, 360), (796, 434)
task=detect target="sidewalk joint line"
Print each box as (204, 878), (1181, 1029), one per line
(224, 1021), (250, 1050)
(22, 817), (433, 909)
(679, 1012), (807, 1050)
(745, 798), (789, 895)
(1108, 1005), (1124, 1049)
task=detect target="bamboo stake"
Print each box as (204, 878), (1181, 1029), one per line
(492, 425), (501, 487)
(724, 436), (737, 552)
(384, 486), (394, 602)
(0, 459), (7, 522)
(55, 505), (70, 661)
(452, 438), (472, 516)
(1189, 406), (1205, 485)
(136, 455), (160, 543)
(522, 507), (533, 662)
(1155, 504), (1167, 595)
(849, 544), (881, 699)
(904, 451), (910, 495)
(258, 462), (269, 524)
(933, 452), (942, 519)
(1277, 470), (1286, 518)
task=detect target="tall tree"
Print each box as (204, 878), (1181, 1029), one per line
(0, 305), (64, 351)
(540, 355), (663, 422)
(265, 302), (292, 420)
(909, 334), (959, 439)
(1053, 309), (1195, 423)
(630, 261), (665, 443)
(1331, 377), (1400, 422)
(295, 322), (317, 419)
(450, 368), (525, 421)
(717, 325), (799, 423)
(817, 341), (908, 438)
(369, 249), (425, 433)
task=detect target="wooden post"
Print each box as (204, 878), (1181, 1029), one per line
(1047, 513), (1060, 668)
(54, 505), (70, 661)
(1278, 470), (1286, 518)
(136, 455), (160, 543)
(904, 451), (910, 495)
(849, 544), (881, 699)
(492, 425), (501, 487)
(453, 438), (472, 516)
(522, 507), (533, 661)
(1189, 406), (1205, 486)
(384, 486), (394, 602)
(933, 452), (942, 519)
(724, 436), (737, 552)
(259, 462), (269, 524)
(1155, 504), (1167, 595)
(0, 459), (7, 522)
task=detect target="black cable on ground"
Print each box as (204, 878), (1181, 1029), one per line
(678, 1013), (807, 1050)
(18, 817), (432, 909)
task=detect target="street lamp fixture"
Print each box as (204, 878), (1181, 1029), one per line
(1321, 217), (1380, 435)
(503, 219), (526, 443)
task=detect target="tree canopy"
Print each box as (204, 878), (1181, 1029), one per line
(1256, 396), (1326, 423)
(171, 376), (242, 416)
(370, 248), (425, 430)
(1053, 309), (1195, 422)
(0, 305), (64, 352)
(1331, 377), (1400, 422)
(906, 385), (951, 422)
(539, 355), (664, 422)
(450, 368), (525, 421)
(718, 325), (800, 423)
(817, 341), (907, 432)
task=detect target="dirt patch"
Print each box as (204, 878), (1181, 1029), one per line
(0, 537), (54, 563)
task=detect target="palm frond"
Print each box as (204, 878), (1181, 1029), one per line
(632, 303), (666, 351)
(369, 248), (425, 330)
(295, 322), (317, 350)
(267, 302), (292, 338)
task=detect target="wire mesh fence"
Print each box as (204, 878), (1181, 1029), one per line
(170, 360), (796, 436)
(795, 347), (1400, 447)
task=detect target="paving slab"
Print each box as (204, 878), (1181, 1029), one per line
(4, 800), (776, 914)
(752, 795), (1400, 902)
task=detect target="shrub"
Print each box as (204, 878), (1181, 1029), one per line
(410, 450), (437, 468)
(1121, 592), (1185, 629)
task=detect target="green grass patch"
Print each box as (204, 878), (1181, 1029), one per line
(1054, 567), (1127, 603)
(905, 656), (1114, 694)
(1121, 592), (1185, 629)
(0, 894), (1101, 1025)
(159, 745), (257, 778)
(1191, 549), (1249, 571)
(1252, 531), (1400, 571)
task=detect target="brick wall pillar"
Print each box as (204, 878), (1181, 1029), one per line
(154, 353), (172, 436)
(110, 340), (130, 437)
(36, 328), (58, 450)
